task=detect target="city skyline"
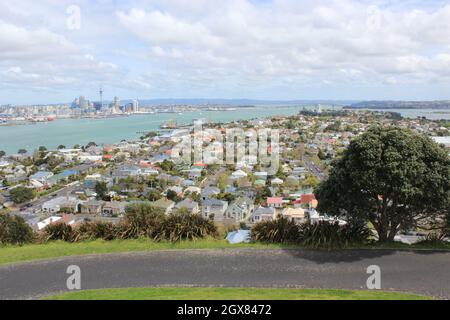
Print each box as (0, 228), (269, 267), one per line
(2, 0), (450, 105)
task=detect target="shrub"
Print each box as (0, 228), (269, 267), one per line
(43, 222), (73, 242)
(339, 220), (372, 244)
(251, 217), (302, 244)
(416, 232), (448, 247)
(72, 221), (118, 242)
(300, 221), (344, 249)
(121, 203), (165, 239)
(0, 213), (34, 245)
(160, 212), (217, 242)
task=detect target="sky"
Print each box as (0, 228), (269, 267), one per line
(1, 0), (450, 105)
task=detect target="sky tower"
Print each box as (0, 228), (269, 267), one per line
(99, 87), (103, 109)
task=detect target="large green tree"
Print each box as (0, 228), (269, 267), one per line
(316, 126), (450, 242)
(0, 213), (34, 245)
(95, 181), (109, 201)
(10, 186), (35, 204)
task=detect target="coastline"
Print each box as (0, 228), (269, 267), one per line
(0, 106), (448, 155)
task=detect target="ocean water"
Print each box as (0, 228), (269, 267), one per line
(0, 106), (448, 155)
(0, 106), (310, 154)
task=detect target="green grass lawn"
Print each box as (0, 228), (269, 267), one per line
(45, 287), (430, 300)
(0, 239), (286, 265)
(1, 238), (449, 266)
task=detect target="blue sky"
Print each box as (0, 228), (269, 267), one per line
(1, 0), (450, 105)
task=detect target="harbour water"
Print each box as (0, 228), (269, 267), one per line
(0, 106), (448, 155)
(0, 106), (309, 154)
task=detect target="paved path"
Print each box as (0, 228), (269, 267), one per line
(1, 249), (449, 299)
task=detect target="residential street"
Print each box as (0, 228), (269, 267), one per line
(1, 249), (449, 300)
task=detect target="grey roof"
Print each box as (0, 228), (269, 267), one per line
(202, 198), (228, 207)
(175, 199), (199, 209)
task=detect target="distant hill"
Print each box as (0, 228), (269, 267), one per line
(348, 101), (450, 109)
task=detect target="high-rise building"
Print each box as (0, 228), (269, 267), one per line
(113, 96), (121, 114)
(99, 87), (104, 108)
(132, 99), (139, 113)
(79, 96), (88, 109)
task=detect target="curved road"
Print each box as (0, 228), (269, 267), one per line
(1, 249), (449, 299)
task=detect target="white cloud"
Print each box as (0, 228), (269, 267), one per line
(116, 0), (450, 88)
(2, 0), (450, 103)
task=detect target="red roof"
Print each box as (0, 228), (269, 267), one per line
(193, 162), (207, 167)
(267, 197), (283, 204)
(299, 194), (316, 204)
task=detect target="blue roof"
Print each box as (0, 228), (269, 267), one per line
(61, 169), (79, 177)
(30, 171), (53, 179)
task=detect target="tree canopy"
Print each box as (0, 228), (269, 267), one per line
(10, 186), (35, 204)
(316, 126), (450, 242)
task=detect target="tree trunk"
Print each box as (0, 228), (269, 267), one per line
(374, 224), (389, 242)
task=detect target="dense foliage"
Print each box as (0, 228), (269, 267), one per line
(0, 213), (34, 245)
(43, 222), (74, 242)
(10, 186), (35, 204)
(316, 126), (450, 242)
(251, 216), (302, 244)
(37, 203), (217, 244)
(251, 217), (371, 248)
(120, 203), (166, 239)
(160, 211), (217, 242)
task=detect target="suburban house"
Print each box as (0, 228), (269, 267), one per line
(78, 153), (103, 163)
(112, 165), (141, 182)
(188, 168), (203, 180)
(285, 175), (300, 186)
(248, 206), (276, 224)
(292, 167), (306, 177)
(282, 207), (307, 224)
(80, 200), (104, 215)
(150, 198), (175, 215)
(226, 196), (255, 222)
(267, 197), (284, 208)
(168, 175), (184, 185)
(271, 178), (284, 186)
(201, 186), (220, 200)
(254, 172), (268, 181)
(175, 199), (200, 214)
(41, 196), (82, 214)
(184, 186), (202, 195)
(202, 198), (229, 221)
(84, 174), (113, 189)
(231, 169), (248, 179)
(166, 186), (184, 197)
(30, 171), (54, 184)
(47, 169), (80, 186)
(293, 194), (318, 209)
(102, 201), (126, 217)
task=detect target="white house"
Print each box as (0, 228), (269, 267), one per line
(271, 178), (284, 186)
(282, 208), (307, 224)
(232, 169), (248, 178)
(248, 206), (276, 224)
(42, 196), (82, 214)
(226, 196), (255, 222)
(202, 198), (229, 221)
